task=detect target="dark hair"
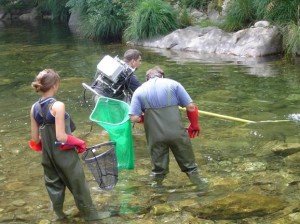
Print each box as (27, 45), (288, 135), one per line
(31, 69), (60, 93)
(123, 49), (142, 63)
(145, 66), (165, 81)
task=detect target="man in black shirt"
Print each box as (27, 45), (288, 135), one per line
(123, 49), (142, 93)
(86, 49), (142, 104)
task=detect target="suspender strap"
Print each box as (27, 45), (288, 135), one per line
(142, 82), (171, 108)
(38, 99), (56, 126)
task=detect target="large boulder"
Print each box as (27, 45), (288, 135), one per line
(19, 8), (39, 21)
(131, 21), (283, 57)
(68, 10), (81, 34)
(0, 7), (5, 20)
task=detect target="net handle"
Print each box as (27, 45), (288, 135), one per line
(82, 141), (116, 160)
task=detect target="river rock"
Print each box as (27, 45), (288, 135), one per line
(284, 152), (300, 168)
(38, 220), (51, 224)
(19, 8), (39, 21)
(254, 20), (270, 28)
(272, 143), (300, 156)
(286, 93), (300, 102)
(131, 23), (282, 57)
(5, 181), (24, 191)
(68, 10), (81, 34)
(12, 199), (26, 207)
(0, 8), (5, 19)
(185, 192), (285, 219)
(288, 212), (300, 223)
(238, 161), (266, 172)
(0, 214), (15, 223)
(150, 204), (177, 215)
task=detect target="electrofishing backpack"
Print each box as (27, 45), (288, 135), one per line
(82, 55), (135, 102)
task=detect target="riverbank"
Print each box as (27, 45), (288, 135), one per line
(129, 21), (283, 58)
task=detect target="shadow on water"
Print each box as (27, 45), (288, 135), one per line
(1, 21), (300, 223)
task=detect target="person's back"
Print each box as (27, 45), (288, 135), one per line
(133, 77), (191, 108)
(30, 69), (110, 221)
(129, 66), (208, 189)
(131, 77), (191, 139)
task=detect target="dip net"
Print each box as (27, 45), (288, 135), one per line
(90, 97), (134, 170)
(82, 141), (118, 190)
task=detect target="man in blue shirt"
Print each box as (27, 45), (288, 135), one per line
(129, 66), (208, 190)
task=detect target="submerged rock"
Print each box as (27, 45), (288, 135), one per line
(272, 143), (300, 157)
(185, 192), (285, 219)
(284, 152), (300, 168)
(12, 199), (26, 207)
(150, 204), (177, 215)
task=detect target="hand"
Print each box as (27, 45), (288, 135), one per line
(60, 135), (86, 153)
(76, 147), (86, 153)
(186, 106), (200, 138)
(29, 138), (42, 152)
(187, 124), (200, 138)
(138, 115), (144, 123)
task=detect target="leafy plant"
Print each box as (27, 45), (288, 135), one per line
(221, 0), (255, 31)
(124, 0), (178, 41)
(254, 0), (299, 24)
(179, 7), (193, 28)
(66, 0), (137, 42)
(282, 22), (300, 61)
(179, 0), (210, 10)
(0, 0), (35, 12)
(37, 0), (69, 22)
(209, 0), (225, 13)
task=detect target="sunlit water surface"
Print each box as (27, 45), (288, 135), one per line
(1, 21), (300, 223)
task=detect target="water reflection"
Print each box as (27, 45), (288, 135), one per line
(146, 47), (282, 77)
(1, 21), (300, 223)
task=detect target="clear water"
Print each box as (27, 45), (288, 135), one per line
(1, 21), (300, 223)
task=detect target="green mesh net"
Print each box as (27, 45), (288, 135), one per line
(90, 97), (134, 170)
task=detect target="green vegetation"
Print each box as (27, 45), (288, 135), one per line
(221, 0), (254, 31)
(124, 0), (178, 41)
(222, 0), (300, 60)
(179, 0), (210, 10)
(0, 0), (35, 12)
(1, 0), (300, 59)
(66, 0), (135, 42)
(37, 0), (69, 22)
(254, 0), (299, 24)
(178, 6), (193, 28)
(282, 22), (300, 61)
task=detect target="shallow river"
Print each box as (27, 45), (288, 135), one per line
(1, 21), (300, 224)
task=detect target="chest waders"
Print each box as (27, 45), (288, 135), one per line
(39, 102), (102, 220)
(143, 85), (204, 186)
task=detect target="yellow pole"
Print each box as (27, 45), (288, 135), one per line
(178, 107), (256, 124)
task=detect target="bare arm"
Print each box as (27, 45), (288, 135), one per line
(52, 101), (68, 142)
(186, 102), (197, 112)
(30, 105), (40, 143)
(130, 114), (142, 123)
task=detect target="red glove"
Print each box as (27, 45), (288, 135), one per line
(60, 135), (86, 153)
(186, 106), (200, 138)
(59, 143), (74, 150)
(29, 138), (42, 152)
(138, 114), (144, 123)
